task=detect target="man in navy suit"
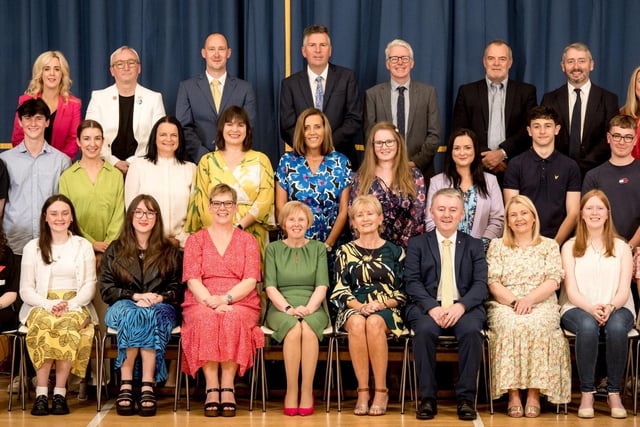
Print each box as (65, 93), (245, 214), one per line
(176, 33), (257, 163)
(405, 188), (488, 421)
(452, 40), (537, 176)
(279, 24), (362, 166)
(541, 42), (618, 178)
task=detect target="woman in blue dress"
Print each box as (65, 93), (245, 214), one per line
(100, 195), (184, 416)
(275, 108), (352, 254)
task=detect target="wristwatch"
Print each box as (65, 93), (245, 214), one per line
(325, 243), (332, 252)
(224, 294), (233, 304)
(236, 224), (244, 230)
(283, 305), (293, 313)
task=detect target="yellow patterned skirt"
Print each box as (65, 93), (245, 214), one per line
(25, 290), (95, 377)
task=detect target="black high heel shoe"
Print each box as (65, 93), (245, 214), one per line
(204, 388), (220, 417)
(220, 387), (236, 417)
(138, 381), (157, 417)
(116, 379), (136, 416)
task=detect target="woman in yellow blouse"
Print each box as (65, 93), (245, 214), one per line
(185, 106), (274, 262)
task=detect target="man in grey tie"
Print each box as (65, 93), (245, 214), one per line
(452, 40), (537, 177)
(279, 24), (362, 166)
(364, 39), (441, 178)
(541, 42), (618, 178)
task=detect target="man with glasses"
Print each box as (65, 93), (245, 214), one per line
(452, 39), (537, 179)
(365, 39), (441, 178)
(583, 115), (640, 248)
(503, 106), (581, 245)
(86, 46), (165, 174)
(279, 24), (362, 167)
(542, 42), (618, 178)
(0, 98), (70, 258)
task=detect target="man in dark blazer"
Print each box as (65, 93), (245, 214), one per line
(176, 33), (256, 164)
(452, 40), (537, 175)
(541, 42), (618, 178)
(405, 188), (488, 421)
(279, 24), (362, 166)
(365, 39), (440, 178)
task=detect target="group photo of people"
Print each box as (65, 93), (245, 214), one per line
(2, 1), (640, 426)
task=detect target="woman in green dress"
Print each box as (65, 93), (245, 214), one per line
(331, 195), (406, 416)
(264, 201), (329, 416)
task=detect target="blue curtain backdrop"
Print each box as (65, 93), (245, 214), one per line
(1, 0), (639, 167)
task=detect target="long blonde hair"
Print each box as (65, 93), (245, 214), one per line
(357, 121), (416, 198)
(502, 195), (541, 248)
(573, 189), (617, 258)
(25, 51), (73, 101)
(621, 65), (640, 119)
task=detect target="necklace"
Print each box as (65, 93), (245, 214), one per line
(357, 239), (382, 262)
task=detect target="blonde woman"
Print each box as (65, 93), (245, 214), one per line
(11, 51), (81, 159)
(620, 65), (640, 159)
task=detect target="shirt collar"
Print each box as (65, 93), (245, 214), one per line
(567, 79), (591, 96)
(391, 79), (411, 90)
(435, 229), (457, 245)
(206, 71), (227, 87)
(307, 65), (329, 81)
(485, 76), (509, 89)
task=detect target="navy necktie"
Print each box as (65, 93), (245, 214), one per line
(397, 86), (406, 137)
(569, 88), (582, 159)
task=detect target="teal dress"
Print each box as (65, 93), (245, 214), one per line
(264, 240), (330, 342)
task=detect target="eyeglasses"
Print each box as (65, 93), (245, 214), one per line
(387, 56), (411, 64)
(133, 209), (156, 219)
(112, 60), (140, 69)
(373, 139), (397, 148)
(608, 132), (635, 143)
(210, 200), (235, 209)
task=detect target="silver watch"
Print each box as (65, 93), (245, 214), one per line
(224, 294), (233, 304)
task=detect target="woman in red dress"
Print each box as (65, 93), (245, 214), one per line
(181, 183), (263, 417)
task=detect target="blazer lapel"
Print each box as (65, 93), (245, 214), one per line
(382, 83), (393, 122)
(558, 87), (570, 127)
(583, 85), (599, 141)
(427, 232), (442, 282)
(478, 82), (490, 127)
(454, 235), (465, 288)
(297, 72), (315, 108)
(407, 84), (420, 134)
(196, 75), (217, 114)
(220, 77), (237, 113)
(504, 82), (515, 126)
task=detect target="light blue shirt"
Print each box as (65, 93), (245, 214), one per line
(0, 142), (71, 255)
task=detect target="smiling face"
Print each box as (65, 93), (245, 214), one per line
(386, 45), (414, 84)
(507, 202), (535, 238)
(201, 33), (231, 76)
(155, 122), (179, 158)
(302, 32), (331, 73)
(607, 125), (636, 159)
(581, 194), (608, 229)
(222, 118), (247, 148)
(527, 118), (560, 149)
(283, 208), (310, 240)
(372, 129), (398, 163)
(132, 200), (157, 235)
(19, 113), (49, 141)
(430, 194), (464, 237)
(303, 113), (325, 152)
(483, 43), (512, 83)
(110, 48), (140, 85)
(77, 126), (104, 161)
(208, 192), (237, 225)
(351, 203), (383, 238)
(41, 56), (62, 92)
(450, 134), (475, 168)
(561, 47), (594, 87)
(45, 200), (73, 234)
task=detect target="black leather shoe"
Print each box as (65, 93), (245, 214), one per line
(457, 399), (477, 420)
(51, 394), (70, 415)
(31, 395), (49, 416)
(416, 397), (437, 420)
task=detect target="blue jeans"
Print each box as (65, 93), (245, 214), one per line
(561, 307), (634, 393)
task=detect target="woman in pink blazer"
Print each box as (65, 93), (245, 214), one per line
(426, 128), (504, 250)
(11, 51), (81, 159)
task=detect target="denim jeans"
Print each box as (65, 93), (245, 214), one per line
(561, 307), (634, 393)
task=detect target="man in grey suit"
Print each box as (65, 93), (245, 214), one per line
(176, 33), (257, 164)
(364, 39), (441, 178)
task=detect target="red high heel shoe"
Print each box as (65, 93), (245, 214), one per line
(298, 398), (314, 416)
(283, 405), (298, 416)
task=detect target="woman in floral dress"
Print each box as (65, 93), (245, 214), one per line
(275, 108), (352, 253)
(486, 195), (570, 417)
(349, 121), (425, 249)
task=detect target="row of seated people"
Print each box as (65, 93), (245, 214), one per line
(8, 30), (640, 183)
(0, 185), (634, 421)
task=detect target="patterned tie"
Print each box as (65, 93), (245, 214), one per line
(488, 83), (504, 150)
(397, 86), (406, 138)
(440, 239), (454, 308)
(569, 88), (582, 159)
(211, 79), (222, 112)
(315, 76), (324, 111)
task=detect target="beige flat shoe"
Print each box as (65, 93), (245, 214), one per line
(608, 393), (627, 419)
(578, 392), (594, 418)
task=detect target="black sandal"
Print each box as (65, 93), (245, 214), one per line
(116, 380), (135, 416)
(204, 387), (220, 417)
(220, 387), (236, 417)
(138, 381), (157, 417)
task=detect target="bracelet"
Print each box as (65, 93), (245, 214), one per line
(283, 305), (292, 313)
(608, 303), (617, 313)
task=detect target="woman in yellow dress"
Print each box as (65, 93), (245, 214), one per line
(185, 106), (274, 261)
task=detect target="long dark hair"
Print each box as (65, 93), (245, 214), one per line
(39, 194), (82, 264)
(111, 194), (179, 282)
(443, 128), (488, 197)
(144, 116), (189, 164)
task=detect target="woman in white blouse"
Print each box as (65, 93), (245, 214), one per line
(125, 116), (196, 247)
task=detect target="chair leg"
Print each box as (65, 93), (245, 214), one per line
(324, 336), (334, 413)
(7, 334), (17, 412)
(173, 338), (182, 412)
